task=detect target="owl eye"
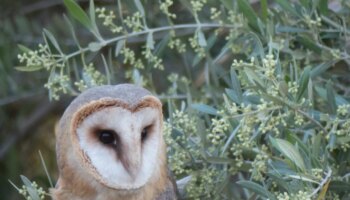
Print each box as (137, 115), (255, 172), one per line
(98, 130), (116, 145)
(141, 126), (151, 142)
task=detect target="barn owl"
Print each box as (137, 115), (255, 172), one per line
(51, 84), (177, 200)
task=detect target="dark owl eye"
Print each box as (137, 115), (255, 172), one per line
(141, 126), (151, 142)
(99, 130), (116, 144)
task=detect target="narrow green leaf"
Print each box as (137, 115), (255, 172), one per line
(276, 26), (308, 33)
(205, 157), (235, 164)
(237, 0), (260, 31)
(263, 94), (289, 107)
(88, 42), (102, 52)
(244, 67), (264, 87)
(154, 33), (171, 56)
(225, 88), (241, 104)
(257, 18), (266, 36)
(270, 137), (306, 171)
(115, 39), (125, 57)
(299, 0), (310, 9)
(310, 61), (336, 78)
(312, 133), (322, 158)
(326, 81), (336, 114)
(197, 29), (207, 47)
(101, 55), (111, 85)
(219, 0), (233, 9)
(191, 104), (218, 115)
(132, 68), (143, 86)
(63, 0), (92, 30)
(89, 0), (96, 26)
(230, 68), (242, 102)
(88, 0), (101, 39)
(43, 29), (62, 54)
(221, 123), (241, 156)
(315, 86), (349, 105)
(39, 151), (53, 188)
(214, 42), (231, 63)
(336, 136), (350, 145)
(247, 32), (265, 58)
(279, 81), (289, 96)
(18, 44), (32, 53)
(20, 175), (41, 200)
(318, 0), (329, 15)
(260, 0), (268, 22)
(286, 131), (309, 157)
(308, 78), (313, 105)
(328, 133), (336, 150)
(107, 49), (115, 82)
(146, 32), (155, 49)
(15, 66), (43, 72)
(296, 66), (310, 102)
(134, 0), (145, 16)
(237, 181), (276, 200)
(191, 54), (202, 67)
(275, 0), (300, 17)
(269, 160), (298, 176)
(64, 15), (81, 49)
(47, 69), (56, 101)
(296, 36), (322, 54)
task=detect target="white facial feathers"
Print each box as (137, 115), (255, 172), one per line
(76, 106), (161, 189)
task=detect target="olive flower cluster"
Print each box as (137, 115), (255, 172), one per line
(250, 146), (269, 181)
(96, 7), (123, 33)
(185, 168), (219, 200)
(17, 44), (64, 70)
(262, 54), (276, 79)
(189, 34), (206, 58)
(207, 118), (229, 145)
(44, 74), (70, 100)
(160, 0), (176, 19)
(275, 190), (311, 200)
(168, 38), (186, 54)
(18, 181), (46, 200)
(164, 110), (198, 176)
(76, 63), (106, 90)
(124, 12), (143, 32)
(190, 0), (207, 13)
(142, 48), (164, 70)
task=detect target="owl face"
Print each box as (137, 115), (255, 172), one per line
(70, 96), (163, 190)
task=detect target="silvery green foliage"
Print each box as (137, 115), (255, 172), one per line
(16, 0), (350, 199)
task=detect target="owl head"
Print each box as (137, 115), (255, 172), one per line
(56, 84), (166, 190)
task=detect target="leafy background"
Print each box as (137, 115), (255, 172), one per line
(2, 0), (350, 199)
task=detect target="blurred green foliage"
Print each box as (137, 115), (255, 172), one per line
(3, 0), (350, 199)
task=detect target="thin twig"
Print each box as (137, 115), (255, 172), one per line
(57, 23), (238, 63)
(296, 109), (328, 134)
(309, 168), (332, 198)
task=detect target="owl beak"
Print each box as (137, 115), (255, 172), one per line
(120, 142), (141, 180)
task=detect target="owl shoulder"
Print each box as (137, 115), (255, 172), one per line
(155, 169), (178, 200)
